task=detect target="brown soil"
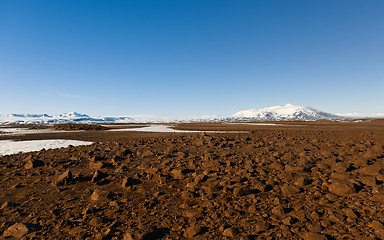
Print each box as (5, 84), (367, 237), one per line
(1, 121), (384, 239)
(52, 124), (110, 131)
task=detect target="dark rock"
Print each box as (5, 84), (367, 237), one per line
(2, 223), (29, 238)
(271, 205), (285, 216)
(55, 170), (73, 186)
(122, 177), (142, 188)
(1, 201), (15, 210)
(89, 217), (103, 227)
(91, 170), (108, 183)
(302, 232), (327, 240)
(293, 176), (311, 187)
(181, 191), (195, 200)
(183, 225), (202, 238)
(171, 169), (185, 180)
(69, 226), (86, 237)
(281, 185), (300, 196)
(371, 194), (384, 202)
(360, 165), (383, 176)
(89, 161), (105, 170)
(2, 223), (41, 238)
(141, 149), (154, 158)
(91, 190), (101, 201)
(223, 227), (239, 238)
(25, 159), (44, 169)
(328, 182), (354, 197)
(254, 221), (268, 233)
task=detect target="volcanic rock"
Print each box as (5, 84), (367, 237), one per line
(183, 225), (202, 238)
(89, 161), (105, 170)
(91, 170), (108, 183)
(222, 227), (239, 238)
(1, 121), (384, 239)
(302, 232), (327, 240)
(360, 164), (383, 176)
(55, 169), (73, 186)
(2, 223), (40, 238)
(91, 190), (101, 201)
(328, 181), (354, 197)
(122, 177), (142, 188)
(24, 159), (44, 169)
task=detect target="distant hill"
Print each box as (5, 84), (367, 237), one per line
(0, 112), (135, 125)
(231, 104), (342, 121)
(0, 104), (353, 125)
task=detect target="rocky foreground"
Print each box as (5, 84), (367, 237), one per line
(1, 126), (384, 239)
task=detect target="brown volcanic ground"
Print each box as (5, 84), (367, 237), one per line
(1, 121), (384, 239)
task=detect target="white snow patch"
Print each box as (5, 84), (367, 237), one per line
(110, 125), (201, 133)
(0, 128), (79, 136)
(109, 124), (243, 133)
(0, 139), (93, 156)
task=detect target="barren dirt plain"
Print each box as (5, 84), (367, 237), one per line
(1, 121), (384, 239)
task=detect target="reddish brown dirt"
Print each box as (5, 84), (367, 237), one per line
(1, 121), (384, 239)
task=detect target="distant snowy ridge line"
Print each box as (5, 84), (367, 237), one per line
(0, 104), (379, 125)
(231, 104), (342, 121)
(0, 111), (224, 125)
(0, 111), (136, 125)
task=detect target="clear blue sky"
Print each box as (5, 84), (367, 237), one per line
(1, 0), (383, 117)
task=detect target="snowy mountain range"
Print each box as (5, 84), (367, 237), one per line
(231, 104), (341, 121)
(0, 112), (135, 125)
(0, 104), (376, 125)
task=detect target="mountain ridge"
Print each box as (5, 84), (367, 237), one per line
(0, 104), (371, 125)
(231, 104), (341, 121)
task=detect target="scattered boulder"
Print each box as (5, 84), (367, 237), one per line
(91, 190), (101, 201)
(271, 205), (285, 216)
(222, 227), (239, 238)
(183, 225), (202, 238)
(55, 170), (73, 186)
(24, 159), (44, 169)
(281, 185), (300, 196)
(69, 226), (86, 237)
(91, 170), (108, 183)
(122, 177), (142, 188)
(171, 169), (185, 180)
(302, 232), (327, 240)
(2, 223), (40, 238)
(360, 164), (383, 176)
(89, 161), (105, 170)
(1, 201), (15, 210)
(254, 222), (268, 233)
(328, 182), (354, 197)
(141, 149), (154, 158)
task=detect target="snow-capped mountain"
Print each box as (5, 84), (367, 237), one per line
(0, 112), (136, 125)
(58, 112), (90, 119)
(231, 104), (341, 121)
(0, 104), (357, 125)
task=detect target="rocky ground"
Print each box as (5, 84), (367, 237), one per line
(1, 121), (384, 239)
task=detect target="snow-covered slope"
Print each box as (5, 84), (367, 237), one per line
(232, 104), (341, 121)
(0, 104), (346, 125)
(0, 112), (136, 125)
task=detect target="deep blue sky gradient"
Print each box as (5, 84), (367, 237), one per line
(1, 1), (383, 116)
